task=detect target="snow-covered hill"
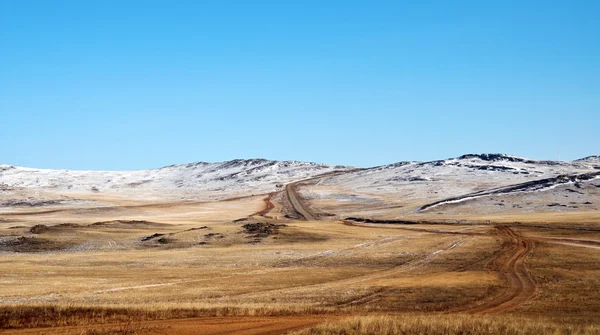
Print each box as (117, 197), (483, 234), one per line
(575, 156), (600, 164)
(1, 154), (598, 206)
(0, 159), (351, 200)
(300, 153), (600, 217)
(320, 154), (598, 197)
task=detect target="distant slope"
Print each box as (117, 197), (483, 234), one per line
(419, 171), (600, 211)
(1, 153), (598, 205)
(0, 159), (352, 200)
(298, 153), (600, 218)
(320, 153), (598, 198)
(575, 156), (600, 164)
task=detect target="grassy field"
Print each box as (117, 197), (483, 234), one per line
(0, 185), (599, 334)
(291, 315), (600, 335)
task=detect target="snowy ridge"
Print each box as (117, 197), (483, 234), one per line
(0, 159), (352, 200)
(318, 153), (600, 208)
(418, 171), (600, 211)
(1, 153), (598, 203)
(575, 156), (600, 164)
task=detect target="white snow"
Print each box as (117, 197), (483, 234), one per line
(575, 156), (600, 165)
(1, 154), (597, 204)
(319, 153), (600, 209)
(0, 159), (352, 200)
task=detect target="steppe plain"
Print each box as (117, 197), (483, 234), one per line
(0, 154), (599, 334)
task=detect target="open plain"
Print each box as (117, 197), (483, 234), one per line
(0, 155), (599, 334)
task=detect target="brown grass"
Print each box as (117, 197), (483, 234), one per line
(71, 322), (155, 335)
(1, 193), (600, 333)
(0, 304), (339, 329)
(291, 315), (600, 335)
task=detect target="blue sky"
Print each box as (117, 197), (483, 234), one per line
(1, 1), (598, 169)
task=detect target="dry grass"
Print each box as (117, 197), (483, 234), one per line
(0, 218), (492, 310)
(517, 240), (600, 320)
(1, 193), (600, 333)
(61, 322), (155, 335)
(0, 304), (338, 329)
(291, 314), (600, 335)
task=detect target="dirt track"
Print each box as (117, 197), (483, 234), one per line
(343, 220), (537, 314)
(530, 236), (600, 249)
(250, 193), (275, 217)
(1, 178), (543, 334)
(286, 181), (538, 314)
(282, 170), (354, 221)
(284, 183), (539, 314)
(285, 183), (316, 221)
(462, 226), (536, 314)
(2, 316), (334, 335)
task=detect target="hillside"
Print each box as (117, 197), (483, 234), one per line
(1, 153), (599, 334)
(1, 154), (599, 218)
(295, 154), (600, 220)
(0, 159), (351, 201)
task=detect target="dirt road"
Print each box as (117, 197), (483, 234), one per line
(285, 182), (316, 221)
(462, 226), (535, 314)
(2, 316), (334, 335)
(343, 220), (536, 314)
(282, 170), (356, 221)
(287, 178), (538, 314)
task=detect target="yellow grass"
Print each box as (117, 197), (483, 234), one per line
(0, 304), (338, 329)
(291, 314), (600, 335)
(1, 191), (599, 332)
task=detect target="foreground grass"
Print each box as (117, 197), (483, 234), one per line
(0, 304), (338, 329)
(291, 315), (600, 335)
(4, 307), (599, 335)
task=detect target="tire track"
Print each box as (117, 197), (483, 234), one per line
(458, 226), (535, 314)
(529, 236), (600, 249)
(343, 220), (537, 314)
(336, 287), (392, 307)
(224, 236), (466, 304)
(283, 177), (537, 314)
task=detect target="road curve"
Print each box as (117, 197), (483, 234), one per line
(343, 220), (537, 314)
(460, 226), (536, 314)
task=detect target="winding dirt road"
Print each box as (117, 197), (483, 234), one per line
(340, 219), (537, 314)
(4, 178), (542, 335)
(285, 183), (537, 313)
(461, 226), (536, 314)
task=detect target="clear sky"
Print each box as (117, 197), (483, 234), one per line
(1, 1), (599, 170)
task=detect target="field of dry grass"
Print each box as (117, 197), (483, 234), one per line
(0, 180), (599, 334)
(291, 314), (600, 335)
